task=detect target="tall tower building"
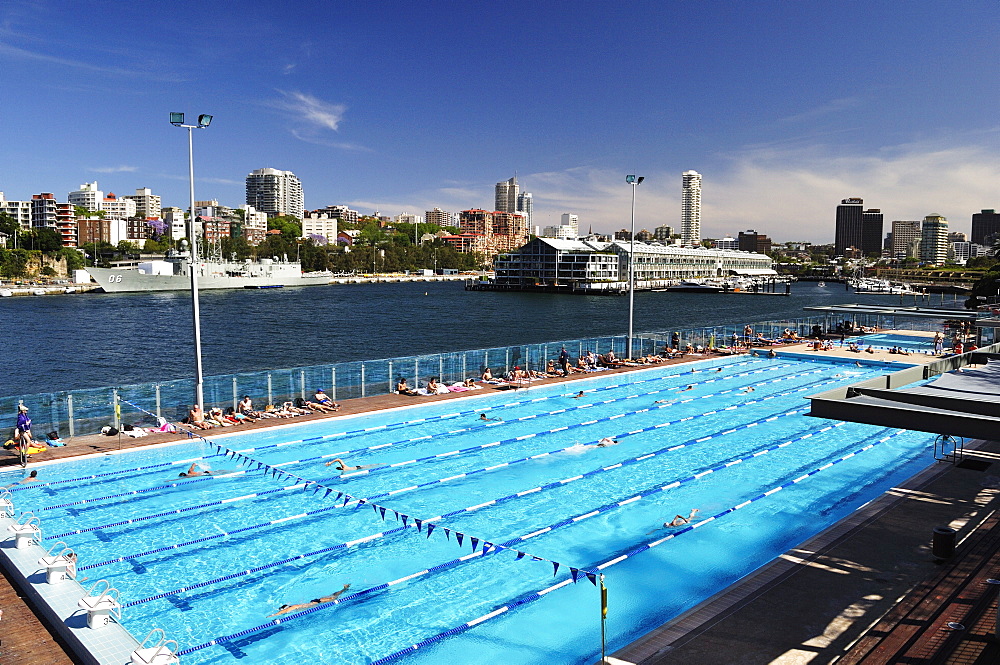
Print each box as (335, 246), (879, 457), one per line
(891, 220), (921, 258)
(246, 168), (304, 220)
(920, 214), (949, 264)
(681, 170), (702, 246)
(516, 191), (533, 228)
(560, 213), (579, 237)
(971, 209), (1000, 246)
(495, 177), (518, 213)
(861, 209), (884, 256)
(834, 197), (864, 256)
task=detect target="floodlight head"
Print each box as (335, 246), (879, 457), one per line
(170, 112), (185, 126)
(637, 176), (644, 185)
(198, 114), (213, 127)
(626, 175), (636, 184)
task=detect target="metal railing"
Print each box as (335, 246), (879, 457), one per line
(0, 312), (972, 440)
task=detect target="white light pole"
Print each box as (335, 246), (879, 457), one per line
(626, 174), (644, 359)
(170, 112), (213, 410)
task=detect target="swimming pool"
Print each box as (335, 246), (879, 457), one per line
(854, 332), (936, 351)
(5, 356), (937, 664)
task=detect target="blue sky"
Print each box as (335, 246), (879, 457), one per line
(1, 0), (998, 242)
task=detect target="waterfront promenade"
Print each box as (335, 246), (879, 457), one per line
(2, 342), (996, 665)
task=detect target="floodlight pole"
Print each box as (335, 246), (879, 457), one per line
(626, 175), (643, 359)
(171, 113), (212, 411)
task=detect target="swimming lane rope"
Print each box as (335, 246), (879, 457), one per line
(364, 427), (912, 664)
(51, 372), (839, 536)
(175, 425), (910, 660)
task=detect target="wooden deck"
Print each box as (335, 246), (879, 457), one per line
(839, 502), (1000, 665)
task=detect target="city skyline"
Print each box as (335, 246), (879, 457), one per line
(1, 1), (997, 243)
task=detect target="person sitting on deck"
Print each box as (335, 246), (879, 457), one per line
(425, 377), (449, 394)
(396, 377), (418, 395)
(481, 367), (493, 381)
(268, 584), (351, 617)
(302, 396), (336, 413)
(848, 342), (860, 353)
(187, 405), (214, 429)
(865, 345), (875, 354)
(206, 407), (235, 426)
(313, 389), (340, 411)
(15, 405), (34, 450)
(238, 396), (264, 419)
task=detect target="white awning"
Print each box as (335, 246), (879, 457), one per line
(728, 268), (778, 276)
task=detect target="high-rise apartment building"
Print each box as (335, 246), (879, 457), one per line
(559, 213), (579, 237)
(920, 214), (949, 265)
(495, 177), (518, 213)
(100, 192), (137, 220)
(0, 193), (32, 230)
(681, 170), (702, 246)
(971, 209), (1000, 246)
(834, 197), (864, 256)
(737, 229), (772, 255)
(653, 225), (675, 242)
(124, 187), (161, 220)
(891, 220), (921, 259)
(517, 191), (533, 228)
(246, 168), (304, 220)
(425, 207), (452, 227)
(68, 182), (104, 212)
(861, 209), (883, 256)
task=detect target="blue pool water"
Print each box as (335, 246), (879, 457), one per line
(854, 332), (936, 351)
(4, 356), (936, 664)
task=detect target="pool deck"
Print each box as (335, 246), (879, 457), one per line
(1, 335), (988, 665)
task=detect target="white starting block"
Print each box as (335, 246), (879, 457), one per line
(0, 490), (14, 518)
(38, 541), (76, 584)
(7, 512), (41, 549)
(131, 628), (179, 665)
(77, 580), (122, 629)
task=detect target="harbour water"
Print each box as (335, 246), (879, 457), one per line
(1, 281), (942, 397)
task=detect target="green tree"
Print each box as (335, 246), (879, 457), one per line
(0, 212), (17, 237)
(267, 215), (301, 238)
(0, 248), (30, 278)
(31, 227), (63, 252)
(57, 247), (86, 272)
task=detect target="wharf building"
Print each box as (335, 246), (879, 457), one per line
(490, 237), (773, 292)
(246, 168), (304, 220)
(681, 170), (702, 246)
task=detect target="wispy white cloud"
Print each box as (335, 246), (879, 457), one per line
(374, 132), (1000, 243)
(268, 90), (365, 151)
(779, 97), (862, 124)
(273, 90), (345, 131)
(88, 165), (138, 174)
(0, 41), (185, 81)
(200, 177), (242, 186)
(289, 129), (371, 152)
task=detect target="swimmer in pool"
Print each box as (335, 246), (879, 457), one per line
(676, 385), (694, 392)
(597, 437), (619, 447)
(653, 399), (674, 404)
(741, 387), (755, 393)
(479, 414), (501, 422)
(572, 391), (585, 399)
(178, 463), (235, 477)
(647, 509), (700, 533)
(324, 458), (384, 471)
(268, 583), (351, 617)
(4, 470), (38, 487)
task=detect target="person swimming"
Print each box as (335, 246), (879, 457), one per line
(597, 437), (619, 447)
(324, 458), (384, 471)
(676, 385), (694, 392)
(268, 583), (351, 617)
(178, 463), (235, 477)
(479, 414), (501, 422)
(647, 509), (700, 533)
(572, 391), (585, 399)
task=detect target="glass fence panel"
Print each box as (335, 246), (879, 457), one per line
(6, 314), (975, 439)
